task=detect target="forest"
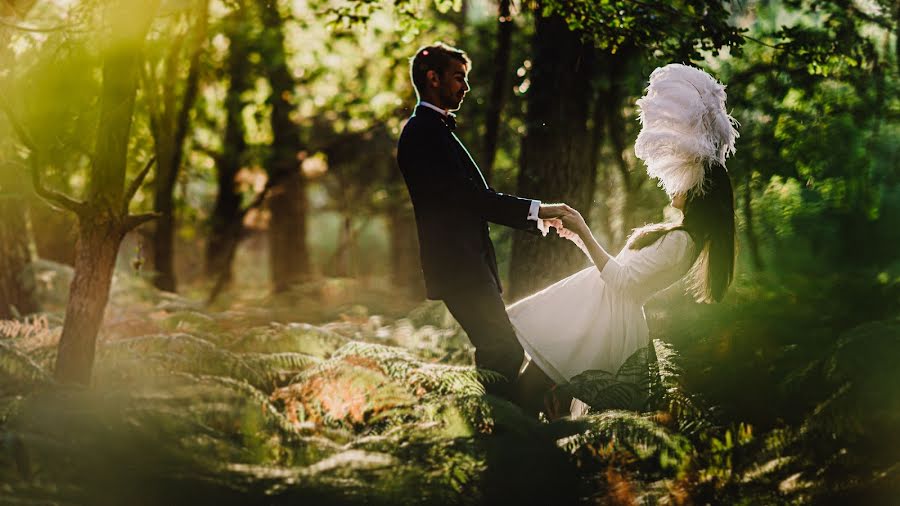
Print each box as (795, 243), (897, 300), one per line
(0, 0), (898, 504)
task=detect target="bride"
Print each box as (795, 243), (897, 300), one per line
(508, 63), (740, 418)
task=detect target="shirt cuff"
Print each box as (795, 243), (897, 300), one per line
(527, 200), (541, 221)
(527, 200), (549, 237)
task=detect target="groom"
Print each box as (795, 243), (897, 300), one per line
(396, 42), (573, 402)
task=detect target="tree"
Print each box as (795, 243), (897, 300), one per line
(0, 166), (39, 319)
(480, 0), (514, 184)
(255, 0), (310, 293)
(143, 0), (209, 292)
(204, 0), (253, 288)
(506, 11), (599, 300)
(0, 0), (40, 319)
(3, 0), (162, 384)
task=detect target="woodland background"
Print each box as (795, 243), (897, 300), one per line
(0, 0), (898, 504)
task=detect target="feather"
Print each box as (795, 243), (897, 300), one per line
(634, 64), (739, 197)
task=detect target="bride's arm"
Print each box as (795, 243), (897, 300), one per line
(559, 211), (612, 271)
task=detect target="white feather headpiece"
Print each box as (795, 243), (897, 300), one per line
(634, 63), (739, 197)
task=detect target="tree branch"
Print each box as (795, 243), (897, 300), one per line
(122, 156), (157, 214)
(123, 211), (161, 232)
(0, 99), (86, 215)
(193, 143), (223, 165)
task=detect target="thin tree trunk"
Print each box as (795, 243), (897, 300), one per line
(0, 8), (40, 318)
(256, 0), (310, 292)
(149, 0), (208, 292)
(481, 0), (513, 183)
(151, 188), (177, 291)
(742, 175), (764, 271)
(587, 60), (613, 246)
(205, 6), (249, 284)
(507, 12), (597, 300)
(604, 51), (641, 241)
(0, 192), (39, 318)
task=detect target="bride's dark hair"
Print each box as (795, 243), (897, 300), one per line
(626, 162), (736, 303)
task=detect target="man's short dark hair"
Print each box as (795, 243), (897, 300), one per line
(409, 42), (471, 98)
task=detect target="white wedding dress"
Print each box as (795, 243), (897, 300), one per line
(508, 230), (696, 389)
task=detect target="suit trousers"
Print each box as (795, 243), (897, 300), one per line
(442, 283), (526, 401)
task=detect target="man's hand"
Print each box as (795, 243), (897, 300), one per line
(538, 203), (575, 219)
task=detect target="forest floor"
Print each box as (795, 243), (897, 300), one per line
(1, 259), (898, 505)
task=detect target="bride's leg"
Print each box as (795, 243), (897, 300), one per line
(513, 361), (556, 418)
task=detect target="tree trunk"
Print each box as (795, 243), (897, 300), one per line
(507, 13), (597, 301)
(742, 175), (764, 271)
(149, 0), (208, 292)
(587, 59), (613, 246)
(53, 0), (160, 385)
(54, 217), (122, 384)
(267, 171), (308, 291)
(387, 163), (425, 299)
(480, 0), (513, 183)
(257, 0), (310, 292)
(151, 188), (177, 291)
(0, 192), (39, 318)
(606, 70), (636, 240)
(205, 6), (250, 284)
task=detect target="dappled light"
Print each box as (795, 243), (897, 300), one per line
(1, 0), (898, 504)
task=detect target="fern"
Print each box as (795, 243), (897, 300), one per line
(96, 333), (268, 389)
(107, 372), (311, 456)
(645, 340), (709, 434)
(230, 322), (349, 357)
(558, 410), (691, 468)
(0, 341), (51, 390)
(240, 352), (323, 387)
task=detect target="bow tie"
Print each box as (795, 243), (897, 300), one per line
(444, 113), (457, 131)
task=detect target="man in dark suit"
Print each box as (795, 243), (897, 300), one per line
(396, 42), (573, 403)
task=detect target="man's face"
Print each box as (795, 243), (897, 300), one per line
(435, 59), (470, 111)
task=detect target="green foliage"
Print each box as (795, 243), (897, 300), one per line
(542, 0), (745, 59)
(0, 341), (51, 393)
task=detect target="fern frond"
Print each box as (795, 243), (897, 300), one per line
(96, 333), (267, 389)
(272, 361), (417, 432)
(231, 323), (349, 357)
(0, 341), (51, 390)
(558, 410), (691, 467)
(240, 352), (322, 387)
(561, 370), (644, 412)
(645, 339), (709, 433)
(154, 372), (302, 439)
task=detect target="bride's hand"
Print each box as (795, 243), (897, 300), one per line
(545, 218), (564, 230)
(557, 226), (579, 241)
(560, 210), (588, 236)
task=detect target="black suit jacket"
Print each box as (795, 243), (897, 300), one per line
(397, 105), (539, 300)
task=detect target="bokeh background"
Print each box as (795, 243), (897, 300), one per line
(1, 1), (898, 504)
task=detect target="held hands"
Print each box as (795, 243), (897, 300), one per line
(537, 203), (576, 219)
(541, 203), (589, 248)
(543, 209), (587, 237)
